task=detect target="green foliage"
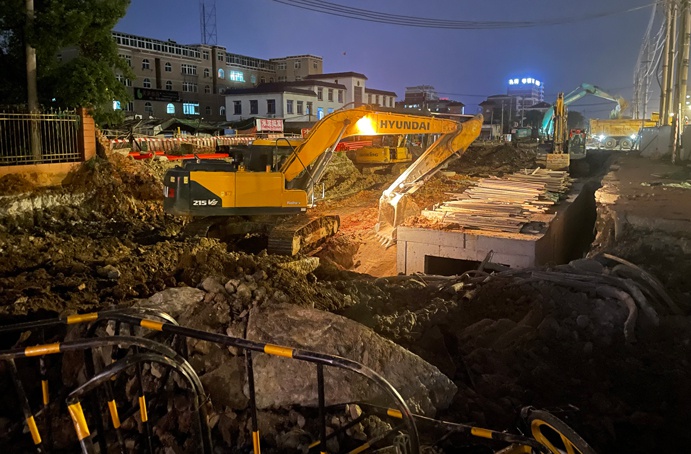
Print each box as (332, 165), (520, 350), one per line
(567, 111), (586, 130)
(0, 0), (132, 125)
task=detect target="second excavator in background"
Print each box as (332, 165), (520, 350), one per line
(163, 105), (483, 255)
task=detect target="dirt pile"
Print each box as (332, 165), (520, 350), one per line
(320, 152), (391, 200)
(448, 142), (538, 177)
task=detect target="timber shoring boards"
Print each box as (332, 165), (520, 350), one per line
(421, 169), (572, 232)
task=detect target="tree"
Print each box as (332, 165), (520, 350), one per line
(567, 110), (586, 130)
(0, 0), (133, 125)
(523, 109), (545, 129)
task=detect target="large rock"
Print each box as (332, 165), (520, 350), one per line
(246, 303), (457, 416)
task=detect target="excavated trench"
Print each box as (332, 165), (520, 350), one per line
(0, 146), (689, 453)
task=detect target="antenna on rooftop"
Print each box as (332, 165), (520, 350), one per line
(200, 0), (217, 45)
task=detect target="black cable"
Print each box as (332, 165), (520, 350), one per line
(271, 0), (655, 30)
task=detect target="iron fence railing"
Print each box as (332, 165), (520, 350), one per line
(0, 111), (81, 166)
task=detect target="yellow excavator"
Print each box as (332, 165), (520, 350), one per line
(163, 105), (483, 254)
(348, 135), (413, 174)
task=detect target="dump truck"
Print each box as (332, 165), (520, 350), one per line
(589, 118), (657, 150)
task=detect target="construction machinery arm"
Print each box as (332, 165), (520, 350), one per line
(280, 106), (461, 196)
(375, 114), (483, 244)
(540, 83), (627, 137)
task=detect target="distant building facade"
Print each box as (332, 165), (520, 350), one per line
(110, 32), (324, 122)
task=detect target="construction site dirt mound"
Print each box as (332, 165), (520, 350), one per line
(449, 142), (538, 176)
(0, 149), (689, 453)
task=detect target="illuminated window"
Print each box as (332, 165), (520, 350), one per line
(218, 68), (225, 79)
(317, 107), (324, 120)
(166, 103), (175, 114)
(183, 103), (200, 115)
(229, 71), (244, 82)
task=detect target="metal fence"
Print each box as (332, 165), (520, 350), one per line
(0, 111), (81, 166)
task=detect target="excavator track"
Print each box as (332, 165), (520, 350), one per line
(267, 214), (340, 256)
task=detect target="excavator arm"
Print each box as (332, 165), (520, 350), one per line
(540, 83), (627, 137)
(280, 105), (461, 201)
(375, 114), (483, 245)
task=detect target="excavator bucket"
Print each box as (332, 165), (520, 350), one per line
(375, 114), (483, 247)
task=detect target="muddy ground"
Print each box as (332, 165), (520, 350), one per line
(0, 144), (690, 453)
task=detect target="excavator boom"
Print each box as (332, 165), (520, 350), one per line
(375, 114), (483, 245)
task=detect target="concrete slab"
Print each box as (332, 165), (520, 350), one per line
(397, 182), (596, 275)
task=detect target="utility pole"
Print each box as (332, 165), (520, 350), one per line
(673, 0), (691, 163)
(660, 0), (673, 125)
(26, 0), (41, 160)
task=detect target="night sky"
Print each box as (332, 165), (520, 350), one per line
(115, 0), (657, 119)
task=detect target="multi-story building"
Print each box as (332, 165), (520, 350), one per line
(224, 72), (397, 125)
(507, 77), (545, 109)
(270, 55), (323, 82)
(401, 85), (439, 109)
(111, 32), (325, 122)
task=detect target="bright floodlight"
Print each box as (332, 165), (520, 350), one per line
(355, 116), (376, 135)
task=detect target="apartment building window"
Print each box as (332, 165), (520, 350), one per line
(144, 102), (153, 116)
(120, 54), (132, 67)
(250, 100), (258, 115)
(125, 101), (134, 112)
(317, 87), (323, 101)
(306, 101), (312, 115)
(260, 77), (266, 84)
(142, 59), (150, 70)
(183, 103), (200, 115)
(202, 51), (209, 60)
(295, 76), (302, 81)
(204, 85), (210, 94)
(376, 95), (380, 105)
(267, 99), (276, 115)
(313, 62), (318, 70)
(217, 53), (224, 61)
(286, 100), (294, 114)
(277, 62), (286, 70)
(143, 78), (151, 88)
(294, 61), (301, 69)
(203, 68), (210, 78)
(164, 62), (172, 72)
(220, 106), (226, 116)
(205, 106), (212, 115)
(182, 82), (198, 92)
(125, 79), (132, 87)
(218, 69), (225, 79)
(338, 90), (343, 103)
(251, 75), (257, 84)
(278, 76), (286, 82)
(297, 101), (303, 115)
(233, 101), (242, 115)
(317, 107), (324, 120)
(368, 94), (372, 104)
(328, 89), (333, 102)
(166, 103), (175, 114)
(181, 64), (197, 75)
(165, 81), (173, 90)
